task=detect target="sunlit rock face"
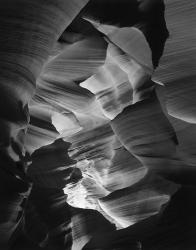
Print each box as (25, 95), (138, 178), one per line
(105, 147), (147, 191)
(0, 0), (196, 249)
(68, 123), (115, 162)
(99, 174), (178, 228)
(80, 26), (154, 120)
(0, 0), (89, 159)
(63, 124), (115, 210)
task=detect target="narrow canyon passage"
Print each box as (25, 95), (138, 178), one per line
(0, 0), (196, 250)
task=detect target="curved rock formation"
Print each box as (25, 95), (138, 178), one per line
(71, 207), (116, 250)
(0, 0), (89, 247)
(0, 0), (196, 249)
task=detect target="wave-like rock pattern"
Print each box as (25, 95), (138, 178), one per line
(99, 173), (179, 228)
(83, 186), (196, 250)
(0, 0), (89, 247)
(0, 0), (196, 249)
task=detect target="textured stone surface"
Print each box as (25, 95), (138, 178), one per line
(0, 0), (196, 249)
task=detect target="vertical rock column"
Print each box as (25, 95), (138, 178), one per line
(27, 139), (81, 250)
(0, 0), (89, 247)
(109, 0), (178, 174)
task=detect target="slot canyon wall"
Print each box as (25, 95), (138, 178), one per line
(0, 0), (196, 249)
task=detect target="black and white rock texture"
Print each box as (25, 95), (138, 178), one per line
(0, 0), (196, 249)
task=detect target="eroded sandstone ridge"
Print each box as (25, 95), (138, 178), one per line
(0, 0), (196, 249)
